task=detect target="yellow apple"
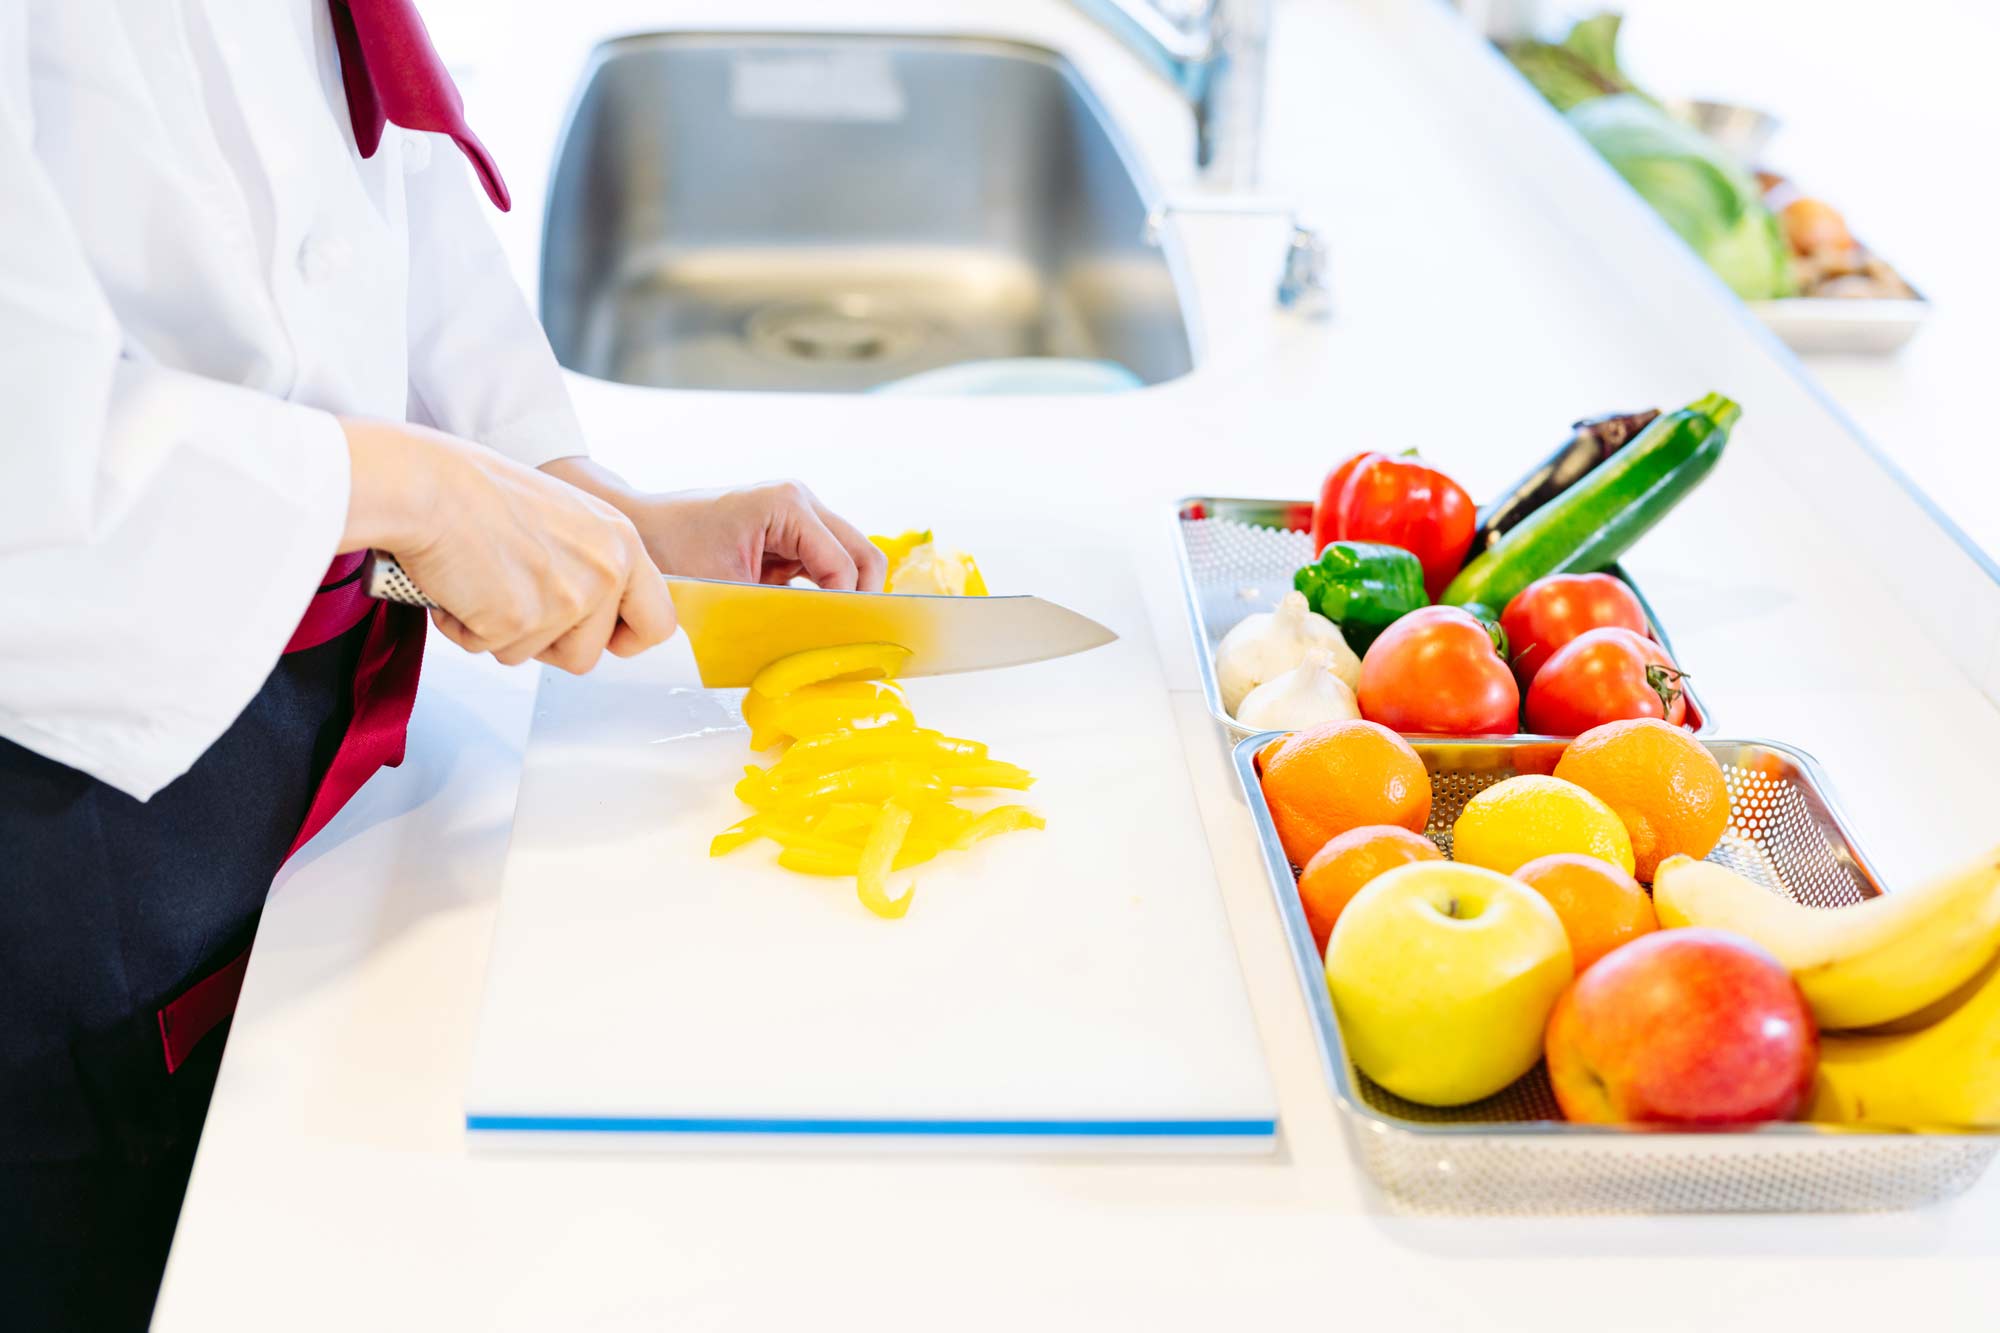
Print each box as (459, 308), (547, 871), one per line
(1325, 861), (1573, 1107)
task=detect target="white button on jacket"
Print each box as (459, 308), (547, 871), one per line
(0, 0), (588, 800)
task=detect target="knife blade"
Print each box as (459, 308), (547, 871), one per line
(361, 552), (1117, 686)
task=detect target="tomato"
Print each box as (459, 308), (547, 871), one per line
(1358, 606), (1520, 736)
(1312, 453), (1476, 601)
(1524, 627), (1688, 736)
(1500, 573), (1650, 689)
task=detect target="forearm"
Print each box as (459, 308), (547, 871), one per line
(539, 455), (638, 512)
(338, 417), (451, 554)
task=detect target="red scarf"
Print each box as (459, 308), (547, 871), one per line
(328, 0), (510, 210)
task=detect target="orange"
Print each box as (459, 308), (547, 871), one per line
(1259, 720), (1432, 868)
(1554, 718), (1729, 881)
(1512, 853), (1656, 972)
(1297, 825), (1443, 954)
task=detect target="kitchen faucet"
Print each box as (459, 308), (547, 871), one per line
(1067, 0), (1262, 185)
(1070, 0), (1331, 316)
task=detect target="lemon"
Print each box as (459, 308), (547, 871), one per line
(1451, 775), (1635, 876)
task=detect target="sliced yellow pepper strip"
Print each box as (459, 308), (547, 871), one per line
(769, 727), (987, 781)
(951, 804), (1047, 850)
(734, 768), (777, 808)
(742, 681), (914, 749)
(937, 761), (1035, 791)
(745, 813), (867, 857)
(777, 840), (942, 877)
(750, 643), (912, 700)
(907, 801), (976, 846)
(805, 802), (885, 839)
(709, 818), (759, 857)
(856, 801), (916, 919)
(762, 761), (947, 811)
(777, 848), (857, 877)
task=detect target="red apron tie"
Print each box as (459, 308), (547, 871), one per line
(157, 556), (427, 1072)
(328, 0), (510, 211)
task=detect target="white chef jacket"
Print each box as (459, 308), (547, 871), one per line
(0, 0), (586, 800)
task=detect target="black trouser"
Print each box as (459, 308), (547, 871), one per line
(0, 620), (368, 1331)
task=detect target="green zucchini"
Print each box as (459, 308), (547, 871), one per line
(1442, 393), (1739, 611)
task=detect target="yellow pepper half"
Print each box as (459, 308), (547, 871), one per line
(869, 529), (932, 570)
(870, 530), (988, 597)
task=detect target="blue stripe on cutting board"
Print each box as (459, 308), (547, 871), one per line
(465, 1114), (1276, 1137)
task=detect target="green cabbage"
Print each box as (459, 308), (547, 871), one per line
(1566, 95), (1796, 300)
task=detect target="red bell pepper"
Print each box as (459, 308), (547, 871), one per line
(1311, 452), (1476, 599)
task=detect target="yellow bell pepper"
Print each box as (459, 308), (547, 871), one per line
(869, 529), (932, 570)
(870, 530), (987, 596)
(750, 642), (911, 700)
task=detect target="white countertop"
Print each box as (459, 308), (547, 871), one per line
(153, 2), (2000, 1327)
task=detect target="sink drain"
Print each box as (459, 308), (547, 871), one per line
(743, 297), (931, 366)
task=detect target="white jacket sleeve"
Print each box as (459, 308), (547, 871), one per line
(402, 137), (588, 468)
(0, 71), (351, 801)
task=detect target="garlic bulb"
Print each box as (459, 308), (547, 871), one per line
(1235, 648), (1362, 730)
(1214, 591), (1358, 713)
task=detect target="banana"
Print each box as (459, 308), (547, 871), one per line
(1651, 848), (2000, 1030)
(1806, 946), (2000, 1128)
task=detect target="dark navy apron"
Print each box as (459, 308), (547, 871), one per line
(0, 553), (426, 1330)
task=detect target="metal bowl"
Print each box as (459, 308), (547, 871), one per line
(1665, 96), (1781, 165)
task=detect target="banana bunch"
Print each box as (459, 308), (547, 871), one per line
(1652, 848), (2000, 1129)
(1807, 951), (2000, 1128)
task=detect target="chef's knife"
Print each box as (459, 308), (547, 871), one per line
(361, 552), (1117, 686)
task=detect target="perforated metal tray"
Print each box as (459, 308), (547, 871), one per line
(1175, 497), (1710, 740)
(1234, 732), (1998, 1214)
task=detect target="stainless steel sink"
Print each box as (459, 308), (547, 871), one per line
(540, 34), (1196, 393)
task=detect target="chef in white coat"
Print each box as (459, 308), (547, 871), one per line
(0, 3), (886, 1325)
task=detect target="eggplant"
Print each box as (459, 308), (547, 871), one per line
(1471, 409), (1661, 554)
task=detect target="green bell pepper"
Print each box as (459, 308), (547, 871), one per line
(1292, 542), (1429, 653)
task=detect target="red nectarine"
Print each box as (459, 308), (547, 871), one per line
(1544, 927), (1817, 1126)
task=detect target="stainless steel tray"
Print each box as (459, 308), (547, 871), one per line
(1233, 732), (1998, 1214)
(1175, 497), (1711, 740)
(1752, 295), (1930, 356)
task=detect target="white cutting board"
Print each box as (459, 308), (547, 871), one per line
(465, 526), (1275, 1152)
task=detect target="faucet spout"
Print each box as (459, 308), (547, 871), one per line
(1068, 0), (1263, 190)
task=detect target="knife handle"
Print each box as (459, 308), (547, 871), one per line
(362, 552), (438, 609)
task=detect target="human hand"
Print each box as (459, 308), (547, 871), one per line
(540, 463), (887, 592)
(339, 420), (677, 672)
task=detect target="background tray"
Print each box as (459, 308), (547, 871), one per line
(1232, 731), (1998, 1214)
(1752, 295), (1930, 356)
(1176, 497), (1711, 740)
